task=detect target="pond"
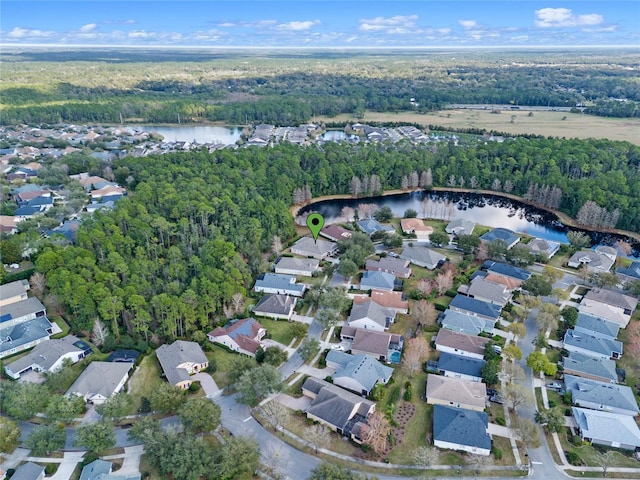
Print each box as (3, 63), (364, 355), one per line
(321, 130), (358, 142)
(137, 125), (242, 144)
(299, 190), (640, 256)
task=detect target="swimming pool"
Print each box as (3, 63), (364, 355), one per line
(390, 351), (401, 363)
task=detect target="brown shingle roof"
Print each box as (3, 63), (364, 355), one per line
(434, 329), (489, 356)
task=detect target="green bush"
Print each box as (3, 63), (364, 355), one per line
(496, 417), (506, 426)
(403, 389), (412, 401)
(434, 303), (447, 312)
(188, 382), (201, 392)
(566, 451), (581, 465)
(548, 399), (557, 408)
(445, 289), (458, 298)
(404, 381), (411, 389)
(389, 386), (401, 404)
(492, 447), (503, 460)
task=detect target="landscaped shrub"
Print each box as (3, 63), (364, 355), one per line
(189, 382), (201, 392)
(445, 289), (458, 298)
(325, 376), (333, 383)
(389, 386), (401, 404)
(403, 389), (412, 401)
(566, 451), (581, 465)
(434, 303), (447, 312)
(205, 360), (217, 374)
(492, 447), (503, 460)
(548, 399), (557, 408)
(496, 417), (506, 426)
(569, 435), (583, 446)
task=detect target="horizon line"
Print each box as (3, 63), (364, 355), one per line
(2, 43), (640, 51)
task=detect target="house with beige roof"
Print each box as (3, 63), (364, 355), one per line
(352, 289), (409, 314)
(579, 298), (632, 328)
(400, 218), (433, 240)
(433, 328), (490, 360)
(426, 374), (487, 412)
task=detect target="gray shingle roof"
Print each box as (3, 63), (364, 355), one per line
(360, 271), (396, 290)
(5, 335), (85, 374)
(466, 277), (510, 305)
(348, 300), (395, 329)
(573, 407), (640, 448)
(449, 294), (502, 320)
(575, 313), (620, 340)
(0, 316), (53, 356)
(11, 461), (45, 480)
(400, 246), (446, 269)
(446, 219), (475, 235)
(80, 459), (112, 480)
(564, 375), (639, 415)
(563, 329), (622, 357)
(433, 405), (491, 450)
(584, 288), (638, 313)
(327, 350), (393, 393)
(253, 294), (296, 316)
(480, 228), (519, 246)
(440, 310), (495, 335)
(434, 329), (490, 356)
(156, 340), (207, 385)
(617, 261), (640, 280)
(254, 273), (305, 294)
(563, 352), (618, 383)
(0, 279), (29, 302)
(437, 352), (485, 378)
(274, 256), (319, 273)
(67, 361), (132, 400)
(0, 297), (46, 324)
(484, 261), (531, 281)
(291, 236), (337, 257)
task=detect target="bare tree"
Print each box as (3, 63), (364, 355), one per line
(303, 423), (331, 453)
(469, 454), (491, 474)
(421, 197), (430, 218)
(92, 318), (109, 347)
(29, 272), (46, 299)
(597, 450), (616, 478)
(410, 171), (420, 188)
(469, 176), (478, 189)
(447, 175), (457, 187)
(491, 178), (502, 191)
(434, 270), (454, 296)
(341, 206), (355, 222)
(502, 383), (532, 412)
(615, 239), (633, 256)
(502, 362), (525, 384)
(513, 417), (540, 447)
(413, 300), (436, 329)
(412, 446), (439, 466)
(364, 410), (391, 456)
(261, 400), (291, 433)
(272, 235), (283, 255)
(222, 303), (235, 319)
(403, 337), (429, 378)
(401, 175), (409, 190)
(503, 180), (514, 193)
(458, 176), (465, 188)
(261, 443), (290, 480)
(350, 176), (362, 197)
(416, 278), (434, 297)
(420, 169), (433, 188)
(231, 292), (245, 314)
(536, 304), (560, 333)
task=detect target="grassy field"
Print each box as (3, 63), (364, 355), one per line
(260, 318), (304, 346)
(316, 110), (640, 145)
(205, 346), (252, 388)
(128, 354), (163, 412)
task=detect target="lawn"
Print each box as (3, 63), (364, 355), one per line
(205, 346), (253, 388)
(50, 316), (71, 339)
(558, 431), (639, 468)
(128, 354), (163, 412)
(260, 317), (304, 346)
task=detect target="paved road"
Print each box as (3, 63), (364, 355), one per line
(279, 317), (323, 380)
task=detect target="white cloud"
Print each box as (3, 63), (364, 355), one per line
(437, 28), (451, 35)
(124, 19), (136, 24)
(583, 25), (617, 33)
(276, 20), (319, 31)
(346, 36), (358, 43)
(534, 8), (603, 28)
(80, 23), (96, 32)
(128, 30), (151, 38)
(458, 20), (477, 28)
(7, 27), (54, 38)
(358, 15), (418, 32)
(218, 22), (237, 28)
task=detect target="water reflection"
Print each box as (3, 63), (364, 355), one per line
(138, 125), (242, 144)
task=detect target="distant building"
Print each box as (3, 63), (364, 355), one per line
(446, 219), (475, 236)
(525, 238), (560, 258)
(290, 236), (338, 259)
(365, 257), (412, 279)
(400, 218), (433, 240)
(480, 228), (520, 249)
(360, 270), (396, 291)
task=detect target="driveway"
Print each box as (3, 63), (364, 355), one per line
(275, 393), (312, 411)
(192, 372), (220, 398)
(48, 451), (85, 480)
(487, 423), (516, 439)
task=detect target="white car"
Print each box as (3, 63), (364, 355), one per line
(331, 344), (344, 351)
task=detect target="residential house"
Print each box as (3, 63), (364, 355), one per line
(357, 219), (396, 236)
(340, 326), (403, 363)
(525, 238), (560, 259)
(433, 405), (491, 456)
(563, 329), (622, 360)
(433, 329), (490, 360)
(347, 299), (395, 332)
(253, 294), (297, 321)
(0, 297), (53, 359)
(207, 318), (266, 358)
(617, 260), (640, 284)
(352, 290), (409, 314)
(10, 462), (44, 480)
(562, 352), (618, 384)
(254, 273), (306, 297)
(459, 277), (511, 306)
(360, 271), (396, 291)
(274, 256), (319, 277)
(290, 236), (338, 260)
(0, 279), (29, 307)
(483, 261), (532, 283)
(564, 375), (639, 417)
(79, 459), (141, 480)
(400, 246), (446, 270)
(574, 313), (620, 341)
(0, 215), (19, 235)
(320, 225), (353, 242)
(156, 340), (209, 389)
(4, 335), (91, 380)
(326, 350), (394, 396)
(66, 361), (132, 404)
(568, 247), (616, 272)
(365, 257), (412, 279)
(480, 228), (520, 249)
(425, 374), (487, 412)
(437, 352), (485, 382)
(445, 219), (475, 236)
(584, 288), (638, 317)
(481, 272), (523, 291)
(572, 407), (640, 450)
(90, 185), (127, 200)
(449, 295), (502, 323)
(579, 298), (632, 328)
(439, 310), (495, 336)
(400, 218), (433, 240)
(302, 377), (376, 437)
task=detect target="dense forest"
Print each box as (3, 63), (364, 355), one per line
(2, 50), (639, 124)
(29, 137), (640, 345)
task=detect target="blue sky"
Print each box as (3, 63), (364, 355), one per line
(1, 1), (638, 47)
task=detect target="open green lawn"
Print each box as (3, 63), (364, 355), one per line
(50, 317), (71, 339)
(260, 318), (305, 346)
(128, 354), (163, 412)
(558, 431), (640, 468)
(205, 346), (253, 388)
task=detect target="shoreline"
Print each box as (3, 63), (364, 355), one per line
(291, 187), (640, 243)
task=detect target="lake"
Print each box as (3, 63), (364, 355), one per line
(300, 190), (640, 256)
(321, 130), (358, 141)
(138, 125), (242, 144)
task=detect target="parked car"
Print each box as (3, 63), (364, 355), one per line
(486, 388), (498, 397)
(489, 394), (504, 404)
(546, 382), (562, 389)
(492, 345), (502, 354)
(331, 344), (344, 351)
